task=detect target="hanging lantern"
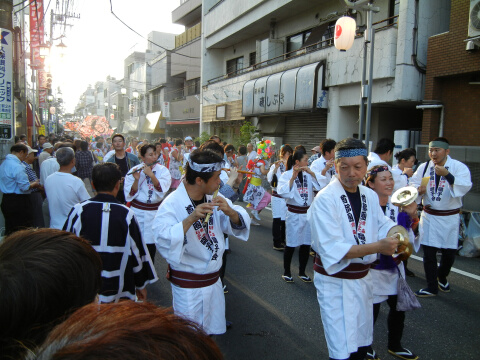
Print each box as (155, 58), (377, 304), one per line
(334, 16), (356, 52)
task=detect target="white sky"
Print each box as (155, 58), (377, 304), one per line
(49, 0), (184, 112)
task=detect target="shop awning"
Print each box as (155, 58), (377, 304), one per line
(143, 111), (166, 133)
(27, 101), (41, 127)
(242, 61), (327, 116)
(167, 119), (200, 125)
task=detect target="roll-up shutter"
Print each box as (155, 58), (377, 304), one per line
(283, 111), (327, 150)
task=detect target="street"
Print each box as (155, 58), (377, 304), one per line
(148, 205), (480, 360)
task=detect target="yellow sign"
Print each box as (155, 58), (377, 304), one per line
(38, 125), (46, 136)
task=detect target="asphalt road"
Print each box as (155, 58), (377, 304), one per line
(148, 205), (480, 360)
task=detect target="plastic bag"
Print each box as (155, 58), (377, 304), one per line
(396, 276), (421, 312)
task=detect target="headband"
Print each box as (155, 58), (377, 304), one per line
(335, 148), (368, 160)
(367, 165), (390, 177)
(429, 140), (449, 150)
(187, 158), (224, 173)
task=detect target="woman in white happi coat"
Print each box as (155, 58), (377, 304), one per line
(277, 146), (320, 283)
(124, 144), (171, 262)
(267, 144), (293, 250)
(169, 139), (184, 190)
(153, 151), (250, 335)
(409, 138), (472, 296)
(391, 148), (417, 189)
(365, 165), (419, 360)
(307, 138), (399, 360)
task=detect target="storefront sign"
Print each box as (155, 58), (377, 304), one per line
(0, 28), (13, 140)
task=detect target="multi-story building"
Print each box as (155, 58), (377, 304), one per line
(166, 0), (202, 139)
(200, 0), (450, 149)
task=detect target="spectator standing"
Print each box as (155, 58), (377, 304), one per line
(75, 140), (96, 195)
(22, 145), (45, 228)
(44, 147), (90, 229)
(246, 142), (256, 162)
(0, 144), (41, 234)
(64, 163), (158, 303)
(38, 142), (54, 167)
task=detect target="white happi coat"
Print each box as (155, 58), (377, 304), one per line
(371, 200), (410, 304)
(277, 169), (320, 247)
(410, 156), (472, 249)
(368, 152), (404, 191)
(267, 161), (287, 220)
(310, 155), (337, 190)
(124, 163), (172, 245)
(153, 182), (250, 335)
(391, 164), (408, 188)
(307, 178), (396, 359)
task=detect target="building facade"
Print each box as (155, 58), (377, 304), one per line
(200, 0), (451, 148)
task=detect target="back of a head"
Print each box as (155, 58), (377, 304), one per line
(56, 147), (75, 166)
(80, 141), (89, 151)
(0, 229), (101, 359)
(286, 146), (307, 170)
(199, 140), (225, 156)
(373, 138), (395, 155)
(10, 143), (28, 154)
(92, 163), (122, 192)
(30, 302), (224, 360)
(238, 145), (247, 156)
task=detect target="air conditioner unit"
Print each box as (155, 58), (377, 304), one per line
(469, 0), (480, 37)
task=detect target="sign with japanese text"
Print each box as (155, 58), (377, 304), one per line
(0, 28), (13, 140)
(30, 0), (44, 68)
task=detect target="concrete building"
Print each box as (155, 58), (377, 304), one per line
(200, 0), (450, 149)
(166, 0), (202, 139)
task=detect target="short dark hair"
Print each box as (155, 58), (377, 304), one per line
(160, 138), (166, 144)
(19, 134), (27, 140)
(334, 137), (368, 164)
(31, 302), (223, 360)
(200, 140), (225, 156)
(185, 150), (223, 185)
(140, 144), (156, 157)
(238, 145), (247, 155)
(10, 144), (28, 153)
(195, 140), (200, 147)
(56, 147), (75, 166)
(0, 229), (101, 359)
(224, 144), (235, 153)
(80, 140), (89, 151)
(373, 138), (395, 155)
(38, 135), (46, 140)
(112, 133), (125, 142)
(320, 139), (337, 155)
(92, 163), (122, 192)
(175, 138), (183, 147)
(432, 137), (449, 144)
(394, 148), (416, 162)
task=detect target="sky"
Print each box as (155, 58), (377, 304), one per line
(48, 0), (185, 113)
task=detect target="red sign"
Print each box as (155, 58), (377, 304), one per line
(30, 0), (44, 68)
(38, 89), (47, 109)
(110, 114), (114, 120)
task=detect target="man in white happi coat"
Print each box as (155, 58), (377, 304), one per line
(307, 138), (400, 360)
(310, 138), (337, 190)
(153, 150), (250, 335)
(368, 138), (406, 191)
(410, 137), (472, 297)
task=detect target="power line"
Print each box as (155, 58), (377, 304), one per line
(108, 0), (201, 60)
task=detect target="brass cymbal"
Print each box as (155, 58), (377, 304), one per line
(387, 225), (412, 261)
(391, 186), (418, 207)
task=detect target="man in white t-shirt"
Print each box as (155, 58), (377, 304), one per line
(44, 147), (90, 229)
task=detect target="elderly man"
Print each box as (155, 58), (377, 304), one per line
(38, 142), (54, 166)
(0, 144), (41, 234)
(411, 137), (472, 297)
(44, 147), (90, 229)
(308, 138), (399, 360)
(246, 143), (256, 162)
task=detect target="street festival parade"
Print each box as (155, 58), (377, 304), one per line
(0, 1), (479, 359)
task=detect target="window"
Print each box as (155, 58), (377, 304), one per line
(226, 56), (244, 77)
(322, 22), (336, 47)
(286, 29), (312, 56)
(389, 0), (400, 25)
(249, 51), (257, 66)
(152, 89), (161, 112)
(186, 78), (200, 96)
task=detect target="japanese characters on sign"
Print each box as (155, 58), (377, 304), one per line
(0, 28), (13, 140)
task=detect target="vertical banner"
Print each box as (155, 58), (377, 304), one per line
(30, 0), (44, 68)
(0, 28), (13, 140)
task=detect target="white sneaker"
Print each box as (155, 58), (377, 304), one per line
(251, 209), (261, 221)
(250, 218), (260, 226)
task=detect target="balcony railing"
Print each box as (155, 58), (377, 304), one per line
(207, 15), (398, 85)
(175, 22), (201, 48)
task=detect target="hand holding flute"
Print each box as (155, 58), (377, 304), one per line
(204, 187), (220, 224)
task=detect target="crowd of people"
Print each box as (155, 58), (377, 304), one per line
(0, 131), (472, 360)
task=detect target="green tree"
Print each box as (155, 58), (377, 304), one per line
(195, 131), (211, 145)
(235, 121), (259, 148)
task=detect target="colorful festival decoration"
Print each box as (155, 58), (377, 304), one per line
(64, 116), (114, 138)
